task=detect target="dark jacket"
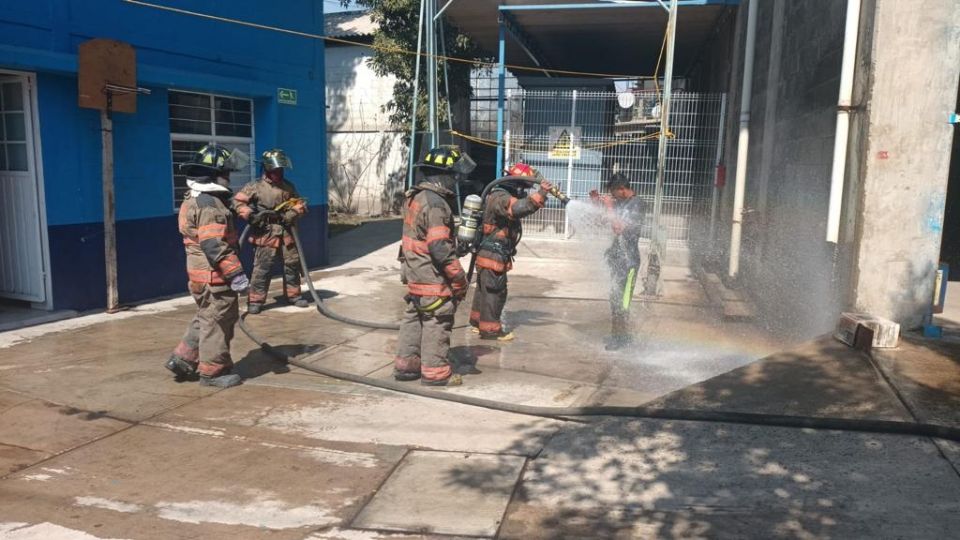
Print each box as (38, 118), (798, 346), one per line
(399, 182), (468, 298)
(601, 193), (646, 271)
(475, 185), (547, 272)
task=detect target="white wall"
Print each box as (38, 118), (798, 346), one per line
(325, 44), (408, 215)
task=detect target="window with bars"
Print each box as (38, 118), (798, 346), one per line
(0, 80), (29, 172)
(169, 90), (255, 210)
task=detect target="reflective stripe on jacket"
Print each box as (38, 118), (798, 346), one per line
(233, 177), (307, 247)
(399, 183), (467, 297)
(475, 186), (546, 272)
(179, 192), (243, 286)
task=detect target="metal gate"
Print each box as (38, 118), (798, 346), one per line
(505, 90), (725, 247)
(0, 74), (47, 302)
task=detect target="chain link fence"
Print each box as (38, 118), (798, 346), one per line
(505, 90), (725, 247)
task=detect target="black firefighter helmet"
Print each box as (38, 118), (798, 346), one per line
(416, 145), (477, 176)
(180, 143), (250, 179)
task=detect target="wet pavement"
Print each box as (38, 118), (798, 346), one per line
(1, 219), (959, 539)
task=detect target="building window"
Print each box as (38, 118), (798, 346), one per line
(169, 90), (255, 209)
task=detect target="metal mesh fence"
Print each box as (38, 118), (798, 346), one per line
(506, 90), (724, 247)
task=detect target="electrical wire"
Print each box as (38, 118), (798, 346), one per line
(121, 0), (662, 80)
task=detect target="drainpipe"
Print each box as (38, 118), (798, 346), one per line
(826, 0), (863, 244)
(727, 0), (758, 278)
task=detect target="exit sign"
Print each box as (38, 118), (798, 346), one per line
(278, 88), (297, 105)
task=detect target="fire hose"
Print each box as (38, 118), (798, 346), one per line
(233, 202), (960, 443)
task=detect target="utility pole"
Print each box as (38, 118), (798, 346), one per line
(648, 0), (678, 295)
(406, 0), (426, 189)
(426, 0), (438, 147)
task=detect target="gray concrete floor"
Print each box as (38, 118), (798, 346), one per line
(1, 220), (959, 539)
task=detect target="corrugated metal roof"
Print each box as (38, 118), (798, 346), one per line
(324, 10), (375, 39)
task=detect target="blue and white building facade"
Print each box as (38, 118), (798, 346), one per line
(0, 0), (328, 312)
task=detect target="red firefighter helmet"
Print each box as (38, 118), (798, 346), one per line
(505, 162), (542, 179)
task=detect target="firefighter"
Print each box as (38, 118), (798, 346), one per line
(233, 149), (309, 314)
(589, 173), (654, 351)
(469, 163), (554, 341)
(394, 146), (474, 386)
(165, 144), (250, 388)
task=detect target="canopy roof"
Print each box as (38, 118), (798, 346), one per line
(444, 0), (738, 79)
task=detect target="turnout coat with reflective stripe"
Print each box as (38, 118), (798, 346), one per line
(179, 191), (243, 286)
(475, 188), (546, 273)
(233, 178), (307, 247)
(399, 183), (467, 297)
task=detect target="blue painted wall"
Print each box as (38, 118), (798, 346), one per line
(0, 0), (328, 311)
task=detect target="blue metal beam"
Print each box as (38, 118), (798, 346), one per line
(500, 10), (553, 76)
(499, 0), (738, 12)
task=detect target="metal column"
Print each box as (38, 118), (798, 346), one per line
(406, 0), (426, 189)
(649, 0), (678, 291)
(495, 15), (507, 176)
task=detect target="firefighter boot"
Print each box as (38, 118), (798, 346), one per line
(421, 373), (463, 387)
(293, 297), (309, 308)
(393, 369), (421, 382)
(199, 373), (243, 388)
(479, 329), (515, 342)
(165, 355), (198, 381)
(247, 303), (263, 315)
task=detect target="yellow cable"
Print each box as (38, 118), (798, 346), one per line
(122, 0), (661, 80)
(450, 130), (674, 153)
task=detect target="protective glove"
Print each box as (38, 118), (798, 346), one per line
(589, 189), (600, 201)
(539, 180), (554, 194)
(282, 209), (299, 226)
(230, 273), (250, 292)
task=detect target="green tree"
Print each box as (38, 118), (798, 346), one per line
(340, 0), (483, 143)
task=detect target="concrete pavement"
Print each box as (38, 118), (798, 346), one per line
(1, 220), (959, 539)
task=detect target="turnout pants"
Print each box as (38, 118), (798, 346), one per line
(395, 295), (456, 382)
(609, 264), (640, 337)
(469, 268), (508, 336)
(171, 284), (239, 377)
(249, 242), (302, 304)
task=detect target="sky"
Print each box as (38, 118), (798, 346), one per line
(323, 0), (355, 13)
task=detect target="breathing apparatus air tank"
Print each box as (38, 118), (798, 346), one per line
(457, 194), (483, 251)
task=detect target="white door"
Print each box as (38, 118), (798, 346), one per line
(0, 74), (46, 303)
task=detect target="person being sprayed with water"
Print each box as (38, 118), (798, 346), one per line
(469, 163), (556, 341)
(590, 173), (657, 351)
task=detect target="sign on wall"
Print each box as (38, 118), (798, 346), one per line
(278, 88), (298, 105)
(547, 126), (581, 160)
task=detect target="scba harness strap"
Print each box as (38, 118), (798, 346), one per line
(404, 294), (449, 313)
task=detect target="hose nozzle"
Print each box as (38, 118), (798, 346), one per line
(547, 185), (571, 206)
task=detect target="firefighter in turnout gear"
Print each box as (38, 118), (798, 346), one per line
(166, 144), (250, 388)
(394, 146), (474, 385)
(469, 163), (553, 341)
(590, 173), (654, 351)
(233, 149), (309, 314)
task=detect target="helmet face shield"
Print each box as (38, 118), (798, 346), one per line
(451, 151), (476, 175)
(262, 149), (293, 171)
(416, 145), (476, 176)
(223, 148), (250, 172)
